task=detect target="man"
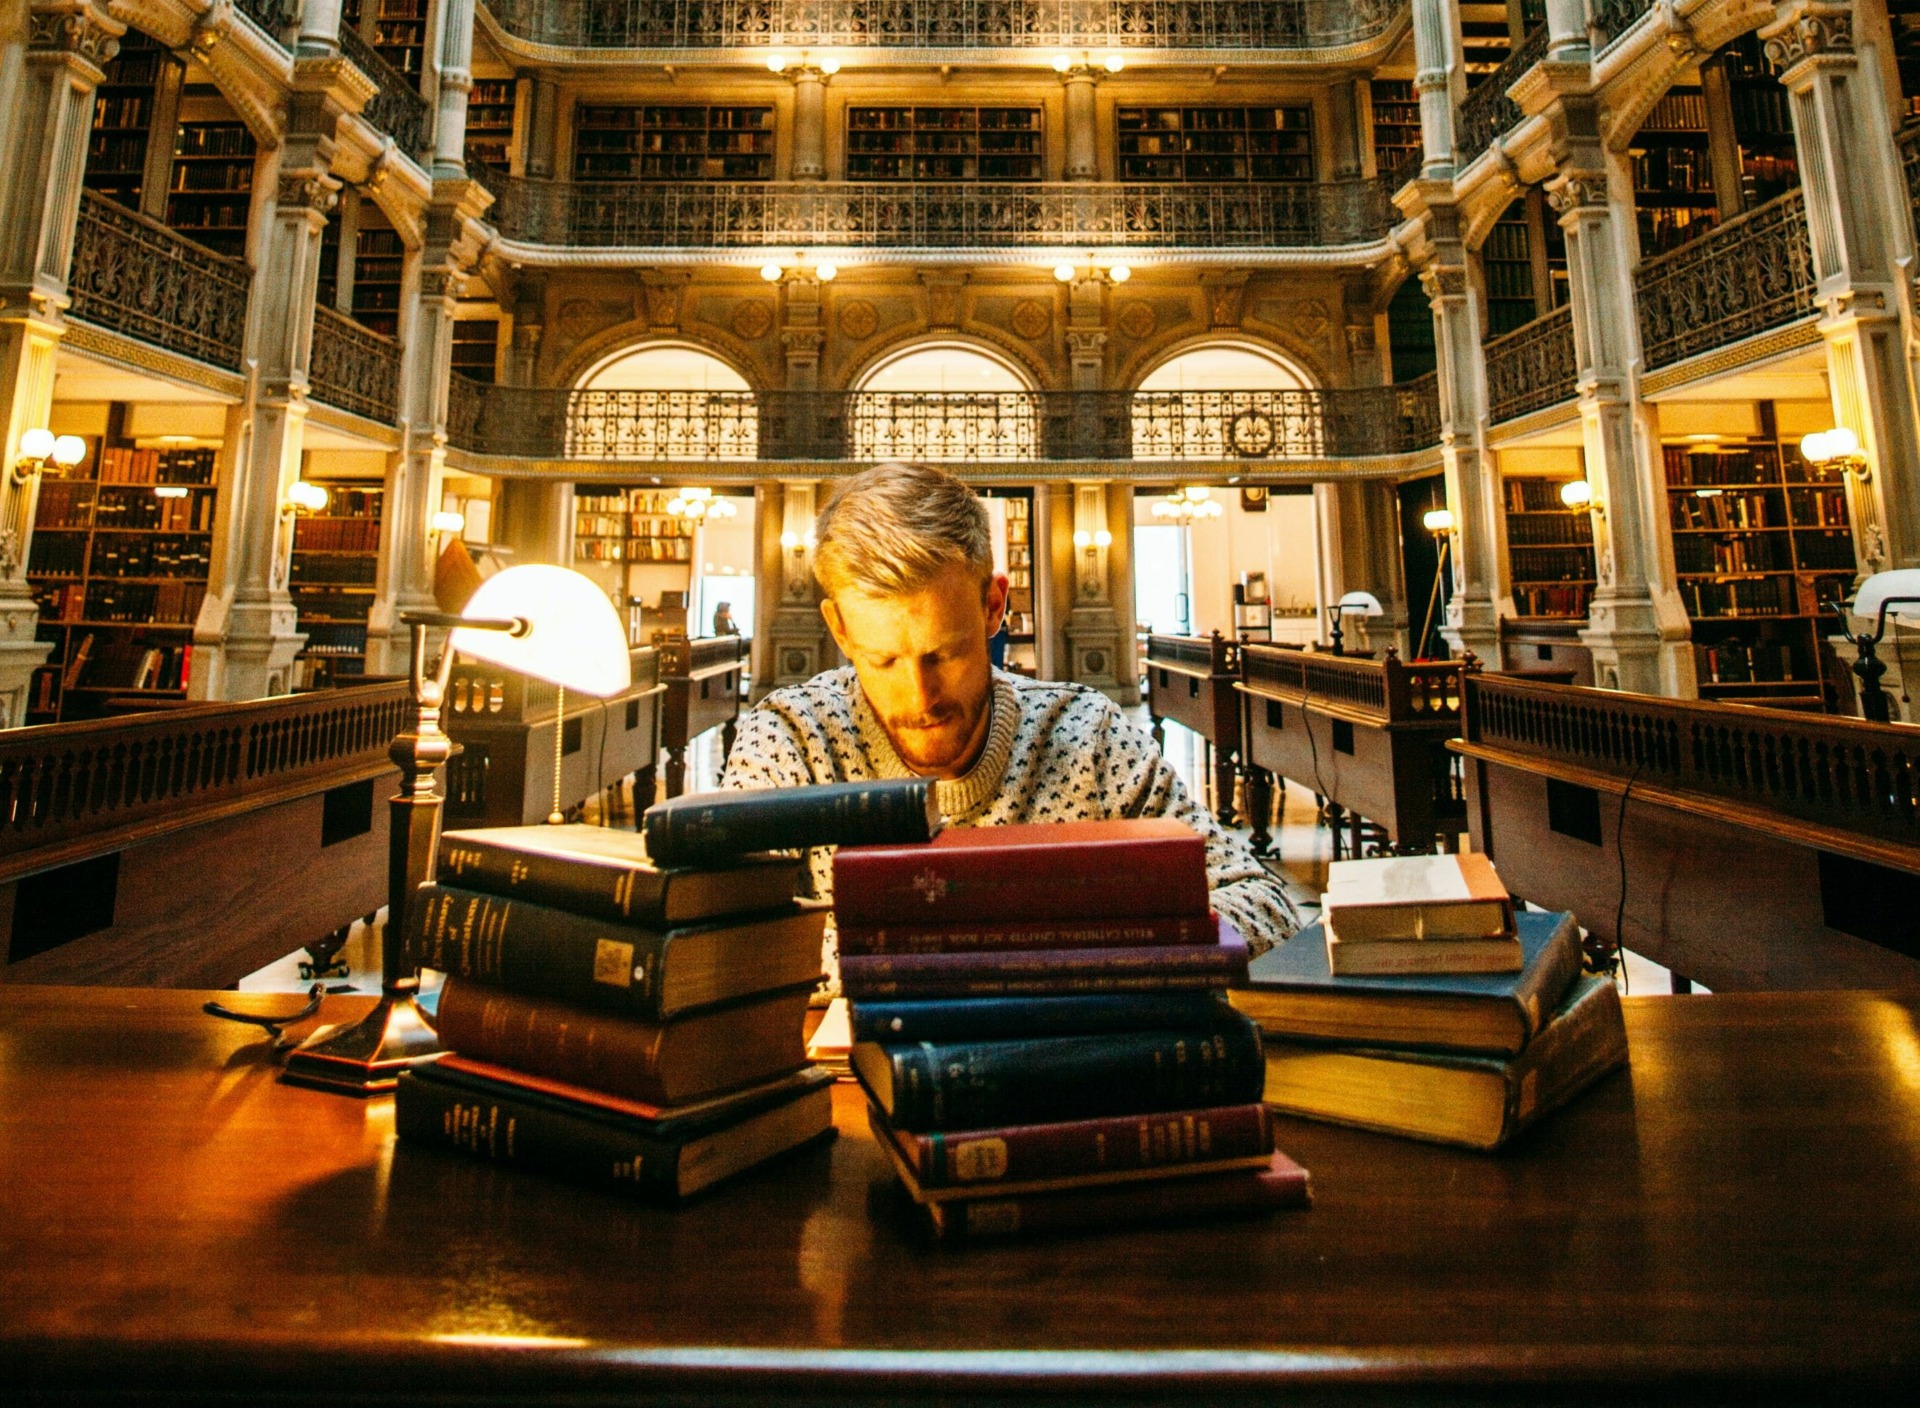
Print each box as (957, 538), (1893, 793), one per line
(720, 462), (1299, 988)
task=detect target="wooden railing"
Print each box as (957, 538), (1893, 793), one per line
(1485, 303), (1577, 424)
(655, 634), (750, 677)
(68, 192), (250, 372)
(1146, 632), (1238, 675)
(0, 681), (412, 881)
(1241, 645), (1466, 725)
(1461, 673), (1920, 853)
(1635, 190), (1817, 371)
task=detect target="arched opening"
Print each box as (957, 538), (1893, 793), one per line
(851, 342), (1037, 462)
(571, 344), (757, 459)
(1131, 342), (1317, 460)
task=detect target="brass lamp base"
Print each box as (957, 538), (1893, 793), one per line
(280, 994), (442, 1096)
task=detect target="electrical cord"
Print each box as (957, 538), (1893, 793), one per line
(1607, 763), (1644, 989)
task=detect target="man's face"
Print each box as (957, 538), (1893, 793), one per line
(822, 562), (1011, 779)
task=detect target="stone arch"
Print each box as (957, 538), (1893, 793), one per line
(566, 340), (761, 461)
(846, 339), (1040, 463)
(845, 331), (1044, 393)
(1127, 338), (1319, 461)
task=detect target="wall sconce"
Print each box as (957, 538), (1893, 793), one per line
(12, 429), (86, 485)
(759, 262), (785, 282)
(814, 261), (838, 282)
(1072, 529), (1114, 549)
(1559, 478), (1598, 512)
(767, 53), (839, 74)
(430, 509), (465, 539)
(779, 529), (816, 552)
(283, 480), (329, 516)
(1051, 52), (1125, 73)
(1801, 427), (1868, 481)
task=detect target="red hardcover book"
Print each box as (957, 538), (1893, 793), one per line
(840, 929), (1249, 1000)
(837, 912), (1219, 957)
(923, 1150), (1312, 1241)
(883, 1101), (1275, 1189)
(832, 819), (1209, 926)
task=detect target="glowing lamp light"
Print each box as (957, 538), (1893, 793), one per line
(766, 54), (791, 73)
(1801, 427), (1862, 466)
(759, 262), (785, 282)
(431, 510), (466, 535)
(285, 480), (329, 513)
(17, 428), (54, 461)
(815, 262), (838, 282)
(1337, 590), (1385, 617)
(1855, 569), (1920, 628)
(1423, 507), (1456, 534)
(1101, 54), (1126, 73)
(819, 57), (842, 75)
(51, 435), (86, 468)
(1107, 264), (1132, 284)
(1074, 530), (1092, 548)
(453, 565), (632, 700)
(1094, 528), (1113, 547)
(1053, 262), (1076, 283)
(1560, 478), (1595, 509)
(1051, 53), (1073, 72)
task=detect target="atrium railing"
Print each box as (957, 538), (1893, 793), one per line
(1485, 303), (1577, 424)
(481, 0), (1407, 51)
(1635, 189), (1816, 371)
(484, 172), (1397, 249)
(444, 379), (1444, 462)
(340, 25), (430, 158)
(1898, 124), (1920, 247)
(1455, 26), (1548, 171)
(234, 0), (299, 42)
(310, 305), (402, 424)
(67, 191), (250, 372)
(1590, 0), (1656, 52)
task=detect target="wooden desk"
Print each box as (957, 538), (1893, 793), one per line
(657, 635), (748, 798)
(1144, 632), (1242, 824)
(4, 985), (1918, 1405)
(1454, 673), (1920, 992)
(1236, 646), (1467, 859)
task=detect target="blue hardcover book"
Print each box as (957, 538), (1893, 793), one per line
(1227, 910), (1583, 1057)
(848, 991), (1234, 1044)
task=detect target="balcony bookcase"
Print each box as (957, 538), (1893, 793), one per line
(1503, 474), (1596, 620)
(84, 30), (172, 211)
(351, 225), (405, 337)
(1631, 88), (1718, 256)
(452, 319), (500, 383)
(573, 105), (775, 181)
(290, 485), (385, 689)
(466, 78), (517, 169)
(166, 120), (256, 260)
(1369, 79), (1420, 180)
(26, 440), (220, 722)
(1116, 106), (1314, 184)
(845, 107), (1043, 182)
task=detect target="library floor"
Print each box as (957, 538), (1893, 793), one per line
(239, 704), (1691, 996)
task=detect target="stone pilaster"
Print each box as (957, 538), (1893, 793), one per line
(296, 0), (344, 54)
(788, 67), (830, 180)
(1060, 66), (1100, 180)
(523, 77), (558, 178)
(1765, 2), (1920, 575)
(1062, 482), (1126, 700)
(754, 480), (833, 699)
(0, 1), (124, 725)
(1410, 0), (1463, 175)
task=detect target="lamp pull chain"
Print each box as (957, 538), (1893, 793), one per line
(550, 683), (566, 825)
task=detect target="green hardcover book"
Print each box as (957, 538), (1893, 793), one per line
(437, 824), (802, 927)
(404, 884), (826, 1020)
(1257, 974), (1629, 1151)
(1229, 910), (1583, 1056)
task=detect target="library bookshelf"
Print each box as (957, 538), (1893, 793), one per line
(289, 486), (385, 690)
(84, 30), (170, 211)
(1116, 106), (1314, 184)
(166, 120), (255, 260)
(1502, 474), (1596, 621)
(845, 107), (1044, 182)
(1368, 79), (1420, 180)
(980, 489), (1036, 676)
(465, 79), (516, 170)
(573, 105), (775, 181)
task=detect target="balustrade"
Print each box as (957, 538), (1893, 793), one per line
(233, 0), (299, 40)
(1589, 0), (1656, 52)
(1484, 303), (1577, 424)
(340, 25), (431, 157)
(481, 0), (1406, 51)
(484, 172), (1396, 249)
(67, 192), (250, 372)
(310, 305), (402, 424)
(1454, 26), (1547, 171)
(1634, 190), (1816, 370)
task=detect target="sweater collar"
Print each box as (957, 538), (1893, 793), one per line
(852, 671), (1021, 822)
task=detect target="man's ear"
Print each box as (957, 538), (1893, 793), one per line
(820, 595), (853, 656)
(985, 573), (1012, 634)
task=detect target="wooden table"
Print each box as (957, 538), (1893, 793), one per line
(1144, 632), (1242, 825)
(3, 986), (1918, 1404)
(657, 635), (748, 798)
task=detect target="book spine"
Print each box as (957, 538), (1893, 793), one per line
(930, 1156), (1310, 1241)
(833, 835), (1208, 925)
(841, 938), (1248, 1001)
(838, 913), (1218, 956)
(394, 1070), (680, 1199)
(907, 1103), (1274, 1188)
(643, 779), (936, 867)
(403, 885), (667, 1019)
(437, 837), (659, 925)
(433, 979), (671, 1105)
(1510, 912), (1584, 1043)
(849, 991), (1231, 1043)
(879, 1018), (1266, 1131)
(1508, 977), (1629, 1135)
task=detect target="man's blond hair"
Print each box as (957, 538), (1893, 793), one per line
(814, 462), (992, 598)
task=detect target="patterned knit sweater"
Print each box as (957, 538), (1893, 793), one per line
(719, 667), (1301, 992)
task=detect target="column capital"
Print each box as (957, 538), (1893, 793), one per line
(27, 0), (124, 75)
(1545, 168), (1609, 217)
(276, 170), (342, 219)
(1762, 2), (1855, 77)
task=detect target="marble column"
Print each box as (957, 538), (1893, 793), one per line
(0, 1), (124, 725)
(1061, 67), (1099, 180)
(789, 67), (829, 180)
(1410, 0), (1463, 175)
(1062, 481), (1126, 700)
(523, 77), (558, 178)
(430, 0), (475, 179)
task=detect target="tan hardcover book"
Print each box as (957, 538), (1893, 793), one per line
(1321, 852), (1514, 943)
(1324, 923), (1524, 976)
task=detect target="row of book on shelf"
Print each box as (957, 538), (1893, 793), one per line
(293, 518), (381, 552)
(54, 633), (192, 693)
(391, 780), (1627, 1241)
(37, 579), (205, 625)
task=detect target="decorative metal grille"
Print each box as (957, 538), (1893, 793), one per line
(340, 25), (431, 157)
(481, 0), (1405, 50)
(445, 383), (1445, 461)
(1635, 189), (1816, 371)
(1485, 303), (1576, 423)
(310, 305), (401, 423)
(483, 171), (1396, 249)
(233, 0), (300, 40)
(1454, 26), (1548, 171)
(1387, 142), (1425, 192)
(1589, 0), (1656, 52)
(67, 191), (250, 371)
(1899, 125), (1920, 246)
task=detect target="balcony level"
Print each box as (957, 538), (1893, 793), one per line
(477, 0), (1410, 65)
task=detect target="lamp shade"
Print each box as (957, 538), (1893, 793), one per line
(1337, 590), (1384, 617)
(1853, 569), (1920, 627)
(453, 565), (632, 697)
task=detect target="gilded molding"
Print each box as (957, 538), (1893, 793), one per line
(59, 320), (247, 399)
(1638, 316), (1822, 396)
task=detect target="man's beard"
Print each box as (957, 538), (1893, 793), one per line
(883, 693), (988, 774)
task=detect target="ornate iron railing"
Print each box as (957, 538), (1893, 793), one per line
(484, 171), (1397, 249)
(1485, 303), (1577, 423)
(1589, 0), (1656, 52)
(233, 0), (300, 41)
(481, 0), (1407, 51)
(340, 24), (431, 157)
(67, 191), (250, 371)
(1635, 189), (1816, 371)
(310, 305), (402, 424)
(1455, 26), (1548, 171)
(1461, 673), (1920, 853)
(444, 383), (1445, 461)
(1898, 125), (1920, 246)
(1387, 143), (1426, 192)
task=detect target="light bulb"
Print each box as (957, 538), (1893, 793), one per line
(760, 262), (784, 282)
(1094, 529), (1113, 547)
(1183, 485), (1209, 502)
(286, 480), (329, 513)
(1423, 507), (1455, 533)
(431, 510), (466, 534)
(1101, 54), (1126, 73)
(17, 428), (53, 461)
(1107, 264), (1131, 284)
(815, 262), (838, 282)
(51, 435), (87, 467)
(1559, 479), (1594, 509)
(1053, 262), (1076, 283)
(667, 497), (687, 515)
(1825, 427), (1861, 459)
(819, 58), (842, 75)
(1074, 530), (1092, 548)
(767, 54), (791, 73)
(781, 531), (802, 550)
(1051, 54), (1073, 72)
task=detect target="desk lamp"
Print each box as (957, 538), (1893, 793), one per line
(1327, 590), (1382, 657)
(1832, 569), (1920, 724)
(280, 565), (630, 1095)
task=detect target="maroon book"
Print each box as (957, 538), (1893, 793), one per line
(839, 929), (1249, 1000)
(924, 1151), (1312, 1241)
(832, 818), (1209, 926)
(837, 912), (1219, 957)
(882, 1101), (1275, 1189)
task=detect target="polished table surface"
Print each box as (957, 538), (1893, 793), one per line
(3, 986), (1918, 1404)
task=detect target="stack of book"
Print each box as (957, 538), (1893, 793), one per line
(1320, 853), (1522, 975)
(393, 823), (837, 1201)
(837, 819), (1311, 1241)
(1230, 908), (1629, 1150)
